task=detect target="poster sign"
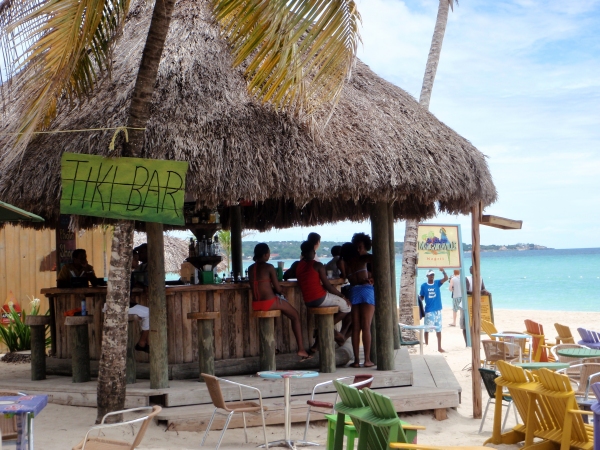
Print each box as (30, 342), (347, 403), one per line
(467, 294), (494, 325)
(416, 224), (461, 268)
(60, 153), (188, 225)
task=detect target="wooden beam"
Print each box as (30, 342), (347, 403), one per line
(147, 222), (169, 389)
(471, 204), (482, 419)
(481, 215), (522, 230)
(230, 205), (243, 279)
(388, 203), (401, 349)
(371, 202), (395, 370)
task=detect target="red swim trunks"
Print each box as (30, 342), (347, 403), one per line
(252, 298), (276, 311)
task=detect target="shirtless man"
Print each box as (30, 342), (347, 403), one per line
(248, 243), (310, 360)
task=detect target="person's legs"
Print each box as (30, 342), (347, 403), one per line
(436, 332), (445, 353)
(320, 293), (351, 346)
(130, 304), (149, 350)
(451, 310), (457, 326)
(459, 307), (467, 345)
(360, 304), (375, 367)
(351, 305), (361, 367)
(273, 298), (309, 358)
(433, 310), (445, 352)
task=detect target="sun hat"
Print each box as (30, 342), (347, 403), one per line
(426, 270), (435, 276)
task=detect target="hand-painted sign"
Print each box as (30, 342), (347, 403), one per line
(60, 153), (188, 225)
(416, 224), (461, 268)
(467, 294), (494, 325)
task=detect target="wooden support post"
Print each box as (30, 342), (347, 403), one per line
(26, 315), (50, 381)
(147, 222), (169, 389)
(471, 203), (482, 419)
(188, 312), (220, 381)
(126, 316), (140, 384)
(309, 307), (338, 373)
(371, 202), (395, 370)
(65, 315), (92, 383)
(48, 296), (57, 356)
(252, 310), (280, 371)
(388, 202), (401, 350)
(230, 205), (243, 279)
(370, 317), (377, 365)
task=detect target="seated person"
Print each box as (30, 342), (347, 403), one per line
(296, 241), (351, 348)
(57, 249), (97, 285)
(325, 245), (342, 279)
(283, 232), (322, 280)
(248, 243), (310, 360)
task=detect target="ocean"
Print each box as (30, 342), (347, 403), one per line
(235, 247), (600, 312)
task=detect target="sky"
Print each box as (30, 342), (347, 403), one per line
(248, 0), (600, 249)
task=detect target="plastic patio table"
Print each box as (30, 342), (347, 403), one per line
(492, 333), (532, 362)
(514, 362), (569, 371)
(258, 370), (319, 449)
(0, 394), (48, 450)
(556, 347), (600, 359)
(398, 324), (436, 355)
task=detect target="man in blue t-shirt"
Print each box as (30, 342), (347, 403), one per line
(419, 268), (448, 352)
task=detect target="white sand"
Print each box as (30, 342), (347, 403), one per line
(2, 308), (598, 449)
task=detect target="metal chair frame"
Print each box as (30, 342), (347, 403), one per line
(303, 376), (373, 440)
(478, 368), (517, 434)
(201, 376), (268, 450)
(481, 340), (522, 369)
(557, 363), (600, 401)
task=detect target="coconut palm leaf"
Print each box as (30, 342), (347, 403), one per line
(0, 0), (130, 156)
(212, 0), (361, 118)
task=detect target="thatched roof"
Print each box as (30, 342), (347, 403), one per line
(0, 0), (496, 231)
(133, 232), (188, 274)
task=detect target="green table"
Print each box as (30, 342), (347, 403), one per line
(556, 348), (600, 358)
(514, 362), (570, 371)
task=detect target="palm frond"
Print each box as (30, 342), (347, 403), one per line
(212, 0), (361, 119)
(0, 0), (130, 158)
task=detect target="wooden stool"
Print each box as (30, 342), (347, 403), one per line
(187, 312), (220, 381)
(308, 306), (339, 373)
(252, 310), (281, 371)
(65, 315), (93, 383)
(25, 315), (51, 381)
(127, 315), (141, 385)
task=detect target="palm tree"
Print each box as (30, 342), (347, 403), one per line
(1, 0), (361, 421)
(399, 0), (455, 331)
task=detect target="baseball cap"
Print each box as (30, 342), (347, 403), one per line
(426, 270), (435, 277)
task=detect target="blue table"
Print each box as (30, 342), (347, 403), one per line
(0, 394), (48, 450)
(258, 371), (319, 449)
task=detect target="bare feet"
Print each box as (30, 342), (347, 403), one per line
(334, 331), (346, 347)
(298, 350), (309, 358)
(363, 361), (375, 368)
(350, 362), (361, 368)
(438, 348), (446, 353)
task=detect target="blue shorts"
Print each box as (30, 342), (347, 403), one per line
(424, 310), (442, 333)
(349, 285), (375, 306)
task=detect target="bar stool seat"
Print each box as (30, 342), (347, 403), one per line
(65, 315), (93, 383)
(25, 315), (51, 381)
(187, 312), (220, 381)
(252, 309), (281, 371)
(308, 307), (339, 373)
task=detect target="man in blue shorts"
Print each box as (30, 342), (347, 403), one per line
(419, 268), (448, 353)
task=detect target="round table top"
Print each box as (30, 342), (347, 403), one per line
(492, 333), (530, 339)
(556, 347), (600, 358)
(257, 370), (319, 379)
(514, 362), (570, 370)
(399, 324), (436, 331)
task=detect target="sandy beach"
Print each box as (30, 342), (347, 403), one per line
(1, 307), (598, 449)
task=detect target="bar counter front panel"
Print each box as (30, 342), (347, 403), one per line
(41, 281), (330, 364)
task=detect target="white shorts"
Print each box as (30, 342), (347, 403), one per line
(319, 292), (351, 313)
(101, 303), (150, 331)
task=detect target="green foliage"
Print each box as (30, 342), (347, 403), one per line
(217, 230), (232, 272)
(0, 302), (50, 353)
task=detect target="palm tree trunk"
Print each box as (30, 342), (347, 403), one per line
(399, 0), (451, 338)
(96, 0), (177, 422)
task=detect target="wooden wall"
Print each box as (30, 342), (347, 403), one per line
(0, 224), (110, 315)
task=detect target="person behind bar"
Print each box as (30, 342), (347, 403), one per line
(248, 243), (311, 361)
(57, 249), (97, 285)
(296, 240), (351, 351)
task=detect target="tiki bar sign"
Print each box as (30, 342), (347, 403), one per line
(416, 224), (461, 268)
(60, 153), (188, 225)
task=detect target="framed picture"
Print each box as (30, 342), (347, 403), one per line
(416, 224), (461, 269)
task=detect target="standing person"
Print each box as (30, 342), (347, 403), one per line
(341, 242), (375, 368)
(325, 245), (342, 279)
(283, 231), (322, 279)
(419, 269), (448, 353)
(296, 241), (351, 349)
(449, 269), (462, 327)
(248, 243), (310, 361)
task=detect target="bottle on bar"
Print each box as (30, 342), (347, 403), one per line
(207, 238), (213, 256)
(229, 271), (234, 283)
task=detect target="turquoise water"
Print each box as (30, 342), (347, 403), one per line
(233, 248), (600, 312)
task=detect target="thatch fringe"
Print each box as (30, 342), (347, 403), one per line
(0, 0), (496, 231)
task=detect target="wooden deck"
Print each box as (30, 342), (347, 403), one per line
(0, 349), (461, 430)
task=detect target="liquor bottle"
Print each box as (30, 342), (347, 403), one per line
(214, 210), (220, 224)
(200, 235), (206, 256)
(207, 238), (213, 256)
(244, 269), (248, 281)
(188, 238), (196, 258)
(213, 236), (220, 255)
(230, 271), (234, 283)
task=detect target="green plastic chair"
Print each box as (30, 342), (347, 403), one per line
(325, 414), (357, 450)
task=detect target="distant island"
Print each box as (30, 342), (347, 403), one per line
(241, 241), (550, 260)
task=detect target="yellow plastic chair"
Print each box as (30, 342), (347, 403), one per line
(481, 320), (498, 340)
(531, 368), (593, 450)
(554, 323), (576, 345)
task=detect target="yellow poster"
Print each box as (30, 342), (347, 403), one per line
(466, 294), (494, 324)
(417, 224), (461, 268)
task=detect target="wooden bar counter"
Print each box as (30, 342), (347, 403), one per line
(41, 280), (346, 378)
